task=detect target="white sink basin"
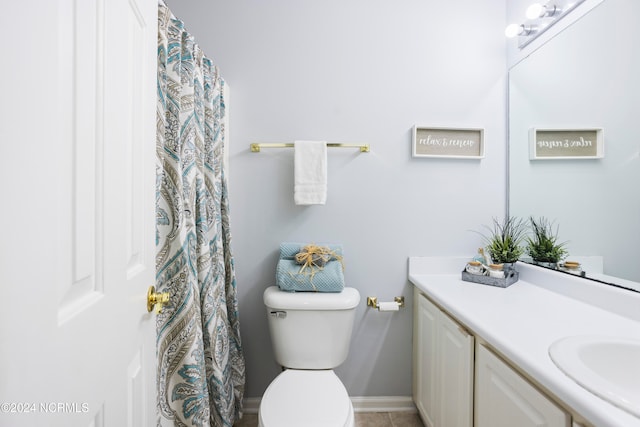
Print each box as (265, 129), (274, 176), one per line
(549, 335), (640, 418)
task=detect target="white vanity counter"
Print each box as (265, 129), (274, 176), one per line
(408, 257), (640, 427)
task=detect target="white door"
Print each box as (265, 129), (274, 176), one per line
(0, 0), (157, 426)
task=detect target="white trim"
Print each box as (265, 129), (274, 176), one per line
(351, 396), (417, 413)
(242, 396), (416, 415)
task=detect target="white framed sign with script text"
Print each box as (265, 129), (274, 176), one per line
(529, 128), (604, 160)
(412, 126), (484, 159)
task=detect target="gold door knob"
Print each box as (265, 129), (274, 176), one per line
(147, 286), (170, 313)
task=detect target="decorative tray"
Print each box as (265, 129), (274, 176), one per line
(461, 269), (519, 288)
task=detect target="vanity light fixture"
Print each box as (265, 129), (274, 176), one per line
(506, 0), (586, 49)
(526, 3), (562, 19)
(505, 23), (537, 38)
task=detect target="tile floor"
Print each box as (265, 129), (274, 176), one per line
(233, 411), (425, 427)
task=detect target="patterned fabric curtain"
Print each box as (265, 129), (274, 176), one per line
(156, 2), (245, 426)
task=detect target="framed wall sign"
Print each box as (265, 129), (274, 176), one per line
(530, 128), (604, 160)
(412, 126), (484, 159)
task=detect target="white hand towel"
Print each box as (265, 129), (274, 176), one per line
(294, 140), (327, 205)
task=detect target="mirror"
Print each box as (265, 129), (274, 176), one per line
(508, 0), (640, 291)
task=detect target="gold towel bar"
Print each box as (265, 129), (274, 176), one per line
(250, 143), (370, 153)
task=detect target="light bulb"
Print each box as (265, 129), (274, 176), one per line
(505, 24), (523, 38)
(526, 3), (546, 19)
(527, 3), (561, 19)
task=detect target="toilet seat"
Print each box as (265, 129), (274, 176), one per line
(259, 369), (354, 427)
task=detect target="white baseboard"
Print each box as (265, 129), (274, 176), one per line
(350, 396), (417, 413)
(242, 396), (416, 415)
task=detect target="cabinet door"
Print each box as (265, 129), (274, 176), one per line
(414, 289), (439, 427)
(475, 344), (570, 427)
(413, 290), (474, 427)
(439, 312), (474, 427)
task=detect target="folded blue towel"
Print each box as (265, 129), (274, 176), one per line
(279, 242), (344, 259)
(276, 259), (345, 292)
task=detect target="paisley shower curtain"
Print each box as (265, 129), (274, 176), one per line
(155, 2), (245, 426)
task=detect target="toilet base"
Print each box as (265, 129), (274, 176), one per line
(258, 369), (353, 427)
(258, 401), (353, 427)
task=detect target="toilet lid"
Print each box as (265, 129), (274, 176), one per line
(259, 370), (352, 427)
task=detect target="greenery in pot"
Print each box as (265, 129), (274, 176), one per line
(477, 216), (527, 264)
(526, 216), (568, 264)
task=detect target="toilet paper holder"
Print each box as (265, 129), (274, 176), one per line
(366, 296), (405, 310)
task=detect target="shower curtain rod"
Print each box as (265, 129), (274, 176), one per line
(250, 142), (370, 153)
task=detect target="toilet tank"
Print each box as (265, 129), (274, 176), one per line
(263, 286), (360, 369)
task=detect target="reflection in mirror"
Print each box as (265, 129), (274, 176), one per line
(508, 0), (640, 291)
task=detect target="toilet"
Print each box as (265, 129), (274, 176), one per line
(259, 286), (361, 427)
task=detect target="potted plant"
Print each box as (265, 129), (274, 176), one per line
(526, 216), (568, 268)
(477, 216), (527, 272)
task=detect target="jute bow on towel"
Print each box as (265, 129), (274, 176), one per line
(294, 244), (344, 277)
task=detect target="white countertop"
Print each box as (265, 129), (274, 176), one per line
(408, 257), (640, 427)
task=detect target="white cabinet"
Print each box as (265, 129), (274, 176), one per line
(413, 288), (438, 427)
(413, 289), (474, 427)
(475, 343), (571, 427)
(413, 287), (572, 427)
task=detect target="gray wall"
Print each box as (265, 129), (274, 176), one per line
(167, 0), (507, 398)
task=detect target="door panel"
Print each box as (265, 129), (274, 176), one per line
(0, 1), (157, 425)
(475, 344), (570, 427)
(415, 290), (438, 427)
(439, 312), (474, 427)
(58, 0), (104, 325)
